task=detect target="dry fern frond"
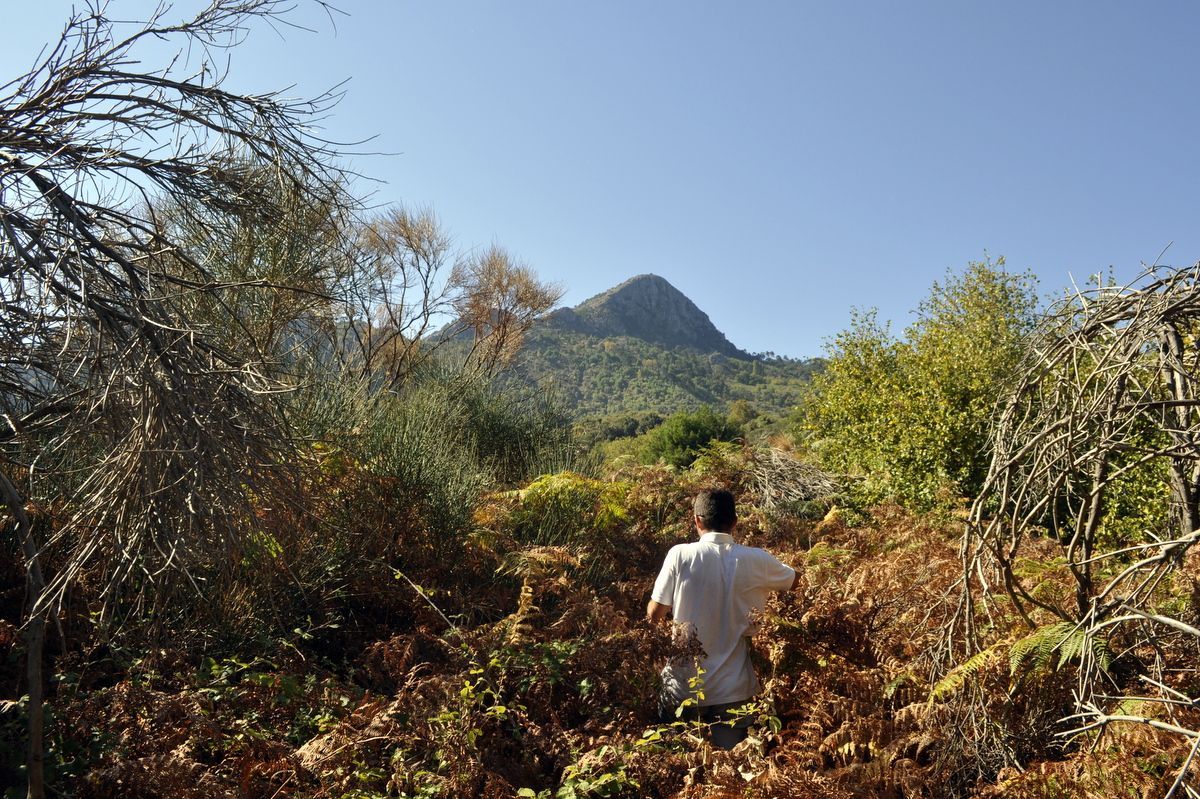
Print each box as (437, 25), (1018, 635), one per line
(499, 545), (580, 585)
(506, 580), (539, 645)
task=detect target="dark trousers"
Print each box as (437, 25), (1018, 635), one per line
(658, 696), (754, 750)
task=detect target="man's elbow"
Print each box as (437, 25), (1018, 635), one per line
(646, 600), (671, 622)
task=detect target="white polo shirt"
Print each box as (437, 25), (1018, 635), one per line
(651, 531), (796, 707)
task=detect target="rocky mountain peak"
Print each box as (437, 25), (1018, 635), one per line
(545, 274), (746, 357)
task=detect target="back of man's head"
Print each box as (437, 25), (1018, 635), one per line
(694, 488), (736, 532)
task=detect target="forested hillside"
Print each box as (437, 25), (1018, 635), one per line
(479, 273), (821, 421)
(3, 5), (1200, 799)
(507, 324), (820, 419)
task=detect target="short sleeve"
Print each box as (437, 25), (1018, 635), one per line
(759, 552), (796, 592)
(650, 547), (679, 606)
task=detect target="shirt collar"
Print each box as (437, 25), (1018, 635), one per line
(699, 531), (734, 545)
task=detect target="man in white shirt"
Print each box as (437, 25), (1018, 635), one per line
(646, 488), (799, 749)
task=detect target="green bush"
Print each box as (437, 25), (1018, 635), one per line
(504, 472), (630, 546)
(291, 363), (573, 536)
(638, 406), (742, 469)
(179, 364), (581, 647)
(794, 259), (1039, 509)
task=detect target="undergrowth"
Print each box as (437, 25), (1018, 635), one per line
(2, 445), (1196, 797)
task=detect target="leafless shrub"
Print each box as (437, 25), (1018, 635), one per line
(451, 244), (564, 375)
(0, 0), (353, 613)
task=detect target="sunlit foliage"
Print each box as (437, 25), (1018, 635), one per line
(795, 258), (1040, 508)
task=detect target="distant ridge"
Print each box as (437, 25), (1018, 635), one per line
(544, 274), (748, 358)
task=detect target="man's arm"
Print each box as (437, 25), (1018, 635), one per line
(646, 599), (672, 622)
(765, 557), (801, 593)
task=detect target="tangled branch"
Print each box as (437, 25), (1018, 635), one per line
(952, 264), (1200, 792)
(750, 447), (841, 513)
(0, 0), (349, 618)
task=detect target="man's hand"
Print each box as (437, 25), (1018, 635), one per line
(646, 599), (671, 623)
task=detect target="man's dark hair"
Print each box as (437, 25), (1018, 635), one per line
(694, 489), (736, 532)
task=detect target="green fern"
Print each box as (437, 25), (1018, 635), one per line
(1008, 621), (1071, 673)
(929, 645), (1001, 706)
(1114, 697), (1145, 717)
(1008, 621), (1112, 674)
(1012, 556), (1069, 580)
(883, 672), (918, 700)
(1055, 625), (1086, 668)
(805, 541), (855, 567)
(1088, 633), (1112, 671)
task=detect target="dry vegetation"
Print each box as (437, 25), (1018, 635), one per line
(4, 446), (1197, 797)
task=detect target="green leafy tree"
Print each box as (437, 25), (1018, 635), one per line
(727, 399), (759, 427)
(796, 259), (1040, 508)
(640, 406), (743, 468)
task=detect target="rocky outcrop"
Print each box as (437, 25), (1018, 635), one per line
(545, 274), (747, 357)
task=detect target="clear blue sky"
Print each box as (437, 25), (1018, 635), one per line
(4, 1), (1199, 358)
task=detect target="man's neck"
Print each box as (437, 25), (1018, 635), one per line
(698, 529), (735, 542)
